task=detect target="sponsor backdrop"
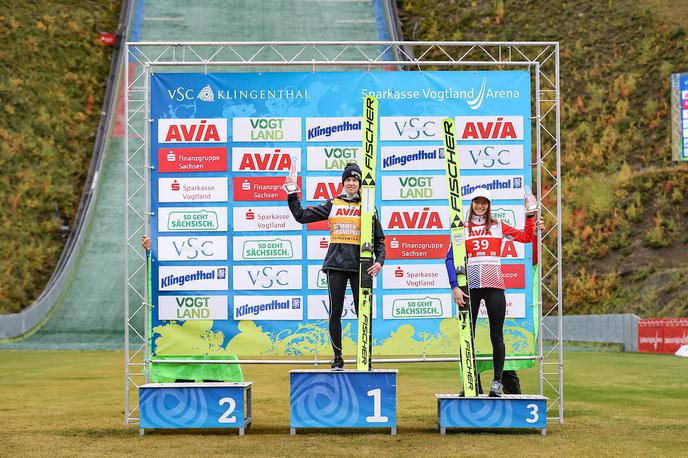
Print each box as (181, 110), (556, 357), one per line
(149, 71), (534, 363)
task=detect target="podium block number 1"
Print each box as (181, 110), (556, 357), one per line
(366, 388), (388, 423)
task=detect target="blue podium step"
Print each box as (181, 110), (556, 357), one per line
(436, 394), (548, 435)
(290, 369), (398, 435)
(139, 382), (253, 435)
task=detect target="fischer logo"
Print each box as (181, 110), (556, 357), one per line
(158, 119), (227, 143)
(157, 236), (227, 261)
(157, 147), (227, 173)
(306, 117), (362, 142)
(307, 146), (360, 171)
(381, 146), (445, 171)
(305, 177), (343, 200)
(233, 265), (302, 290)
(460, 176), (524, 200)
(234, 296), (303, 321)
(382, 175), (447, 200)
(233, 236), (301, 260)
(158, 295), (228, 320)
(383, 264), (449, 289)
(455, 116), (523, 140)
(381, 116), (443, 141)
(232, 147), (299, 172)
(232, 117), (301, 142)
(458, 144), (524, 170)
(382, 206), (448, 231)
(158, 177), (228, 203)
(158, 266), (228, 291)
(232, 207), (301, 231)
(384, 295), (451, 319)
(158, 208), (227, 232)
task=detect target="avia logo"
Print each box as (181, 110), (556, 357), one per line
(393, 117), (437, 140)
(247, 267), (289, 288)
(160, 119), (225, 143)
(388, 208), (443, 229)
(197, 85), (214, 102)
(335, 207), (360, 217)
(246, 209), (255, 220)
(239, 150), (291, 171)
(459, 117), (521, 140)
(313, 182), (343, 200)
(171, 180), (180, 191)
(468, 146), (511, 167)
(466, 78), (486, 110)
(172, 237), (215, 260)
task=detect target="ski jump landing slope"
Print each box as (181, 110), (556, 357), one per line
(0, 0), (395, 349)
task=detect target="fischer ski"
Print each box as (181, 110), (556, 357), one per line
(442, 118), (478, 396)
(356, 95), (378, 371)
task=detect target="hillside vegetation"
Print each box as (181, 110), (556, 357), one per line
(0, 1), (120, 313)
(400, 0), (688, 316)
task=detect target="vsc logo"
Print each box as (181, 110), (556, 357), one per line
(381, 116), (444, 141)
(158, 236), (227, 261)
(166, 85), (215, 102)
(233, 265), (302, 290)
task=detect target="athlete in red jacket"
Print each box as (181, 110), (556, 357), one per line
(445, 188), (542, 396)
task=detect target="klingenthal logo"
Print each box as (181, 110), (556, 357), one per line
(198, 85), (214, 102)
(467, 78), (486, 110)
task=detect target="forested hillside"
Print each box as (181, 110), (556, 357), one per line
(400, 0), (688, 316)
(0, 1), (120, 313)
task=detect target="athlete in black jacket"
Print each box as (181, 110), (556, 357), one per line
(285, 163), (385, 370)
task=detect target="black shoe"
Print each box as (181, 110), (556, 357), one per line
(488, 380), (504, 397)
(331, 356), (344, 371)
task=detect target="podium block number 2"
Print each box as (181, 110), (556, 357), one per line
(366, 388), (388, 423)
(218, 397), (237, 424)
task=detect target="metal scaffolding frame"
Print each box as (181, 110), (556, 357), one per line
(125, 41), (563, 425)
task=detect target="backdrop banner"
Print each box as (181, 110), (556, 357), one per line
(148, 70), (534, 362)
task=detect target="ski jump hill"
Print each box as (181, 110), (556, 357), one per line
(0, 0), (400, 349)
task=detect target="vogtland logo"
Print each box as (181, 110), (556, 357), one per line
(158, 296), (228, 320)
(392, 297), (443, 318)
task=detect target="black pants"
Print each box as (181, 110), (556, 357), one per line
(327, 269), (360, 357)
(469, 288), (507, 382)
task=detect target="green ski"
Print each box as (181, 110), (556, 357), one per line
(356, 95), (378, 371)
(442, 117), (478, 396)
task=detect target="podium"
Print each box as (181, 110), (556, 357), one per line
(436, 394), (548, 435)
(290, 369), (397, 435)
(139, 382), (253, 435)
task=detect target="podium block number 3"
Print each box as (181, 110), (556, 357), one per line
(366, 388), (388, 423)
(525, 403), (539, 424)
(218, 397), (237, 424)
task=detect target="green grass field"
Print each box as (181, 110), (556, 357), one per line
(2, 351), (686, 457)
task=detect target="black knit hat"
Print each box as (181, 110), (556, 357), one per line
(341, 162), (362, 184)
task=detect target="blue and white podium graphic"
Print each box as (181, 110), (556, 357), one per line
(436, 394), (547, 435)
(139, 382), (252, 435)
(290, 370), (397, 434)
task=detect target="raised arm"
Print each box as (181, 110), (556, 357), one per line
(287, 193), (332, 224)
